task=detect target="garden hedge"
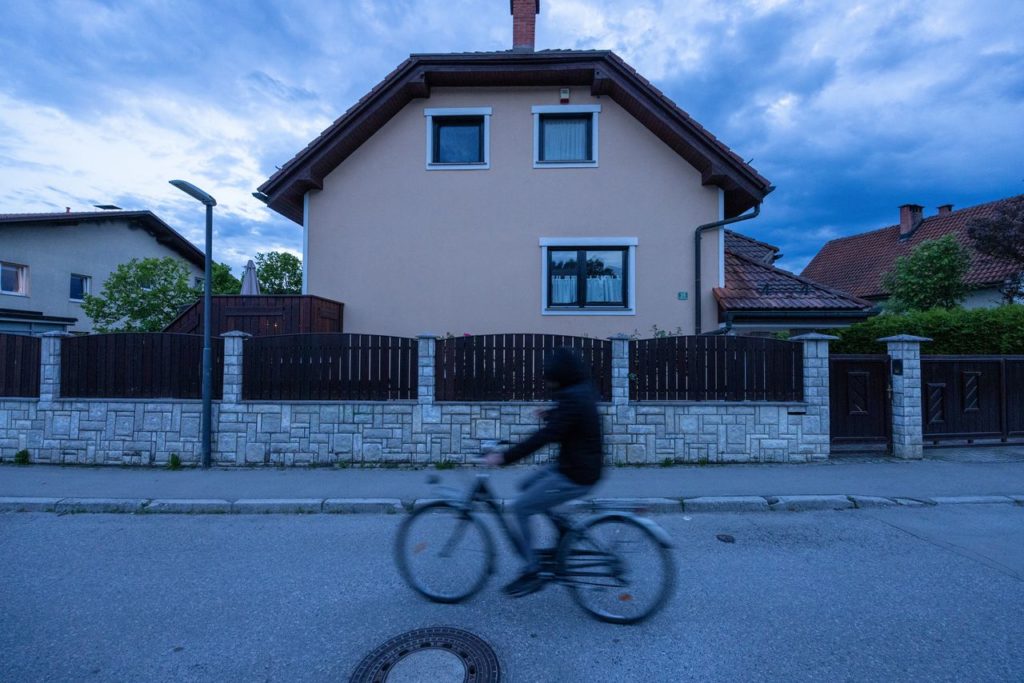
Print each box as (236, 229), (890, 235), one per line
(831, 305), (1024, 355)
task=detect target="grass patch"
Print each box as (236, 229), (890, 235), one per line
(434, 461), (456, 470)
(167, 453), (182, 470)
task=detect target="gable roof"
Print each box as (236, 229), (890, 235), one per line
(716, 250), (874, 314)
(0, 210), (206, 270)
(801, 195), (1023, 300)
(257, 50), (773, 224)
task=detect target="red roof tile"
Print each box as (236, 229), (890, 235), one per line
(801, 195), (1023, 299)
(717, 251), (873, 312)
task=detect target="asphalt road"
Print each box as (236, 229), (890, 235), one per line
(2, 506), (1022, 682)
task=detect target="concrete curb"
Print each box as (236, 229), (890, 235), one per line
(1, 495), (1021, 515)
(928, 496), (1015, 505)
(683, 496), (769, 512)
(232, 498), (323, 514)
(0, 496), (61, 512)
(146, 499), (232, 514)
(54, 497), (149, 514)
(324, 498), (404, 514)
(768, 495), (855, 512)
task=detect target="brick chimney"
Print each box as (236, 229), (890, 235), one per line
(898, 203), (923, 238)
(937, 204), (953, 216)
(511, 0), (539, 52)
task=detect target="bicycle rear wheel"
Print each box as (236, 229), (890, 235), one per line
(557, 514), (675, 624)
(395, 502), (494, 604)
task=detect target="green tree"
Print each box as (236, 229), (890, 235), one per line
(255, 251), (302, 294)
(966, 196), (1024, 303)
(881, 235), (970, 312)
(81, 257), (198, 332)
(210, 262), (241, 295)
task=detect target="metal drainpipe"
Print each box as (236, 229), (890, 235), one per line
(694, 203), (761, 335)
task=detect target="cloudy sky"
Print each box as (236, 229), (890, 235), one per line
(2, 0), (1022, 275)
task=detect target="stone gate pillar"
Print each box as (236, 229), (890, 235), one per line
(417, 334), (436, 404)
(609, 334), (630, 405)
(791, 333), (838, 461)
(879, 334), (931, 459)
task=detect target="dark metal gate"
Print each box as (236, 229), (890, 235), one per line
(829, 354), (891, 447)
(921, 356), (1024, 443)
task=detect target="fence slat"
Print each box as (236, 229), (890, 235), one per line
(0, 333), (40, 397)
(241, 333), (417, 401)
(59, 333), (223, 399)
(434, 333), (612, 402)
(629, 335), (802, 402)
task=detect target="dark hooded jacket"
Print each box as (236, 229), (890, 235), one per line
(501, 348), (604, 486)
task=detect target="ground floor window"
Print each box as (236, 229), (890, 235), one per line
(540, 238), (636, 314)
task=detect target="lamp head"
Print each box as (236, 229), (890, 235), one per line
(169, 179), (217, 207)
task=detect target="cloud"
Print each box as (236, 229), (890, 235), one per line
(1, 0), (1022, 283)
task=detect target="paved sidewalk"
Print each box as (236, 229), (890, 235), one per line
(1, 445), (1022, 513)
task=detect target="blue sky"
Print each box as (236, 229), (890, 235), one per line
(2, 0), (1022, 276)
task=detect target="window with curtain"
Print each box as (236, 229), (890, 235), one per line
(539, 114), (593, 162)
(546, 247), (627, 309)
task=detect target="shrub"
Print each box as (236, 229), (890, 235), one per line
(167, 453), (182, 470)
(14, 449), (30, 465)
(832, 305), (1024, 354)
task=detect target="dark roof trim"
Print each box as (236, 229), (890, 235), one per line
(0, 308), (78, 324)
(258, 51), (773, 224)
(0, 211), (206, 270)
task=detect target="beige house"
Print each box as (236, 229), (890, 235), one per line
(257, 2), (775, 338)
(0, 210), (205, 334)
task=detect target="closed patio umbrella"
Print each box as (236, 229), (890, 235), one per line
(240, 259), (261, 295)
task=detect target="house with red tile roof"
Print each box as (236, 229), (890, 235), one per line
(255, 1), (869, 337)
(802, 195), (1024, 309)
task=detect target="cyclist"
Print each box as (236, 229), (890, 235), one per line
(484, 347), (604, 597)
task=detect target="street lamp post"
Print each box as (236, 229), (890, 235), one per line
(170, 179), (216, 469)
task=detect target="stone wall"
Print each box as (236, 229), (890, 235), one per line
(0, 333), (835, 466)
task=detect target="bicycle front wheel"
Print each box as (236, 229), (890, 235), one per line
(557, 514), (675, 624)
(395, 502), (494, 604)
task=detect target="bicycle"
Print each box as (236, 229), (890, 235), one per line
(394, 460), (676, 624)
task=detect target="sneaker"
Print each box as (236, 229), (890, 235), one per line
(502, 570), (543, 597)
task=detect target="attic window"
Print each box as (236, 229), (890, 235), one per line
(532, 105), (600, 168)
(424, 107), (492, 170)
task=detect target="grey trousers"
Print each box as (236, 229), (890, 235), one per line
(510, 466), (592, 573)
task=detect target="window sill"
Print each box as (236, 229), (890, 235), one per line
(426, 162), (490, 171)
(1, 291), (27, 297)
(542, 308), (635, 316)
(533, 161), (598, 169)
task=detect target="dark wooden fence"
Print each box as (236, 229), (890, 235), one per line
(630, 336), (803, 401)
(435, 334), (612, 401)
(243, 333), (417, 400)
(61, 333), (224, 399)
(0, 333), (40, 397)
(922, 355), (1024, 442)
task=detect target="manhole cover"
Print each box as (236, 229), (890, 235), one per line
(350, 627), (501, 683)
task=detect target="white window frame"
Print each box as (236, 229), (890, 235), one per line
(69, 273), (90, 302)
(424, 107), (492, 171)
(532, 104), (601, 169)
(539, 237), (637, 316)
(1, 261), (28, 296)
